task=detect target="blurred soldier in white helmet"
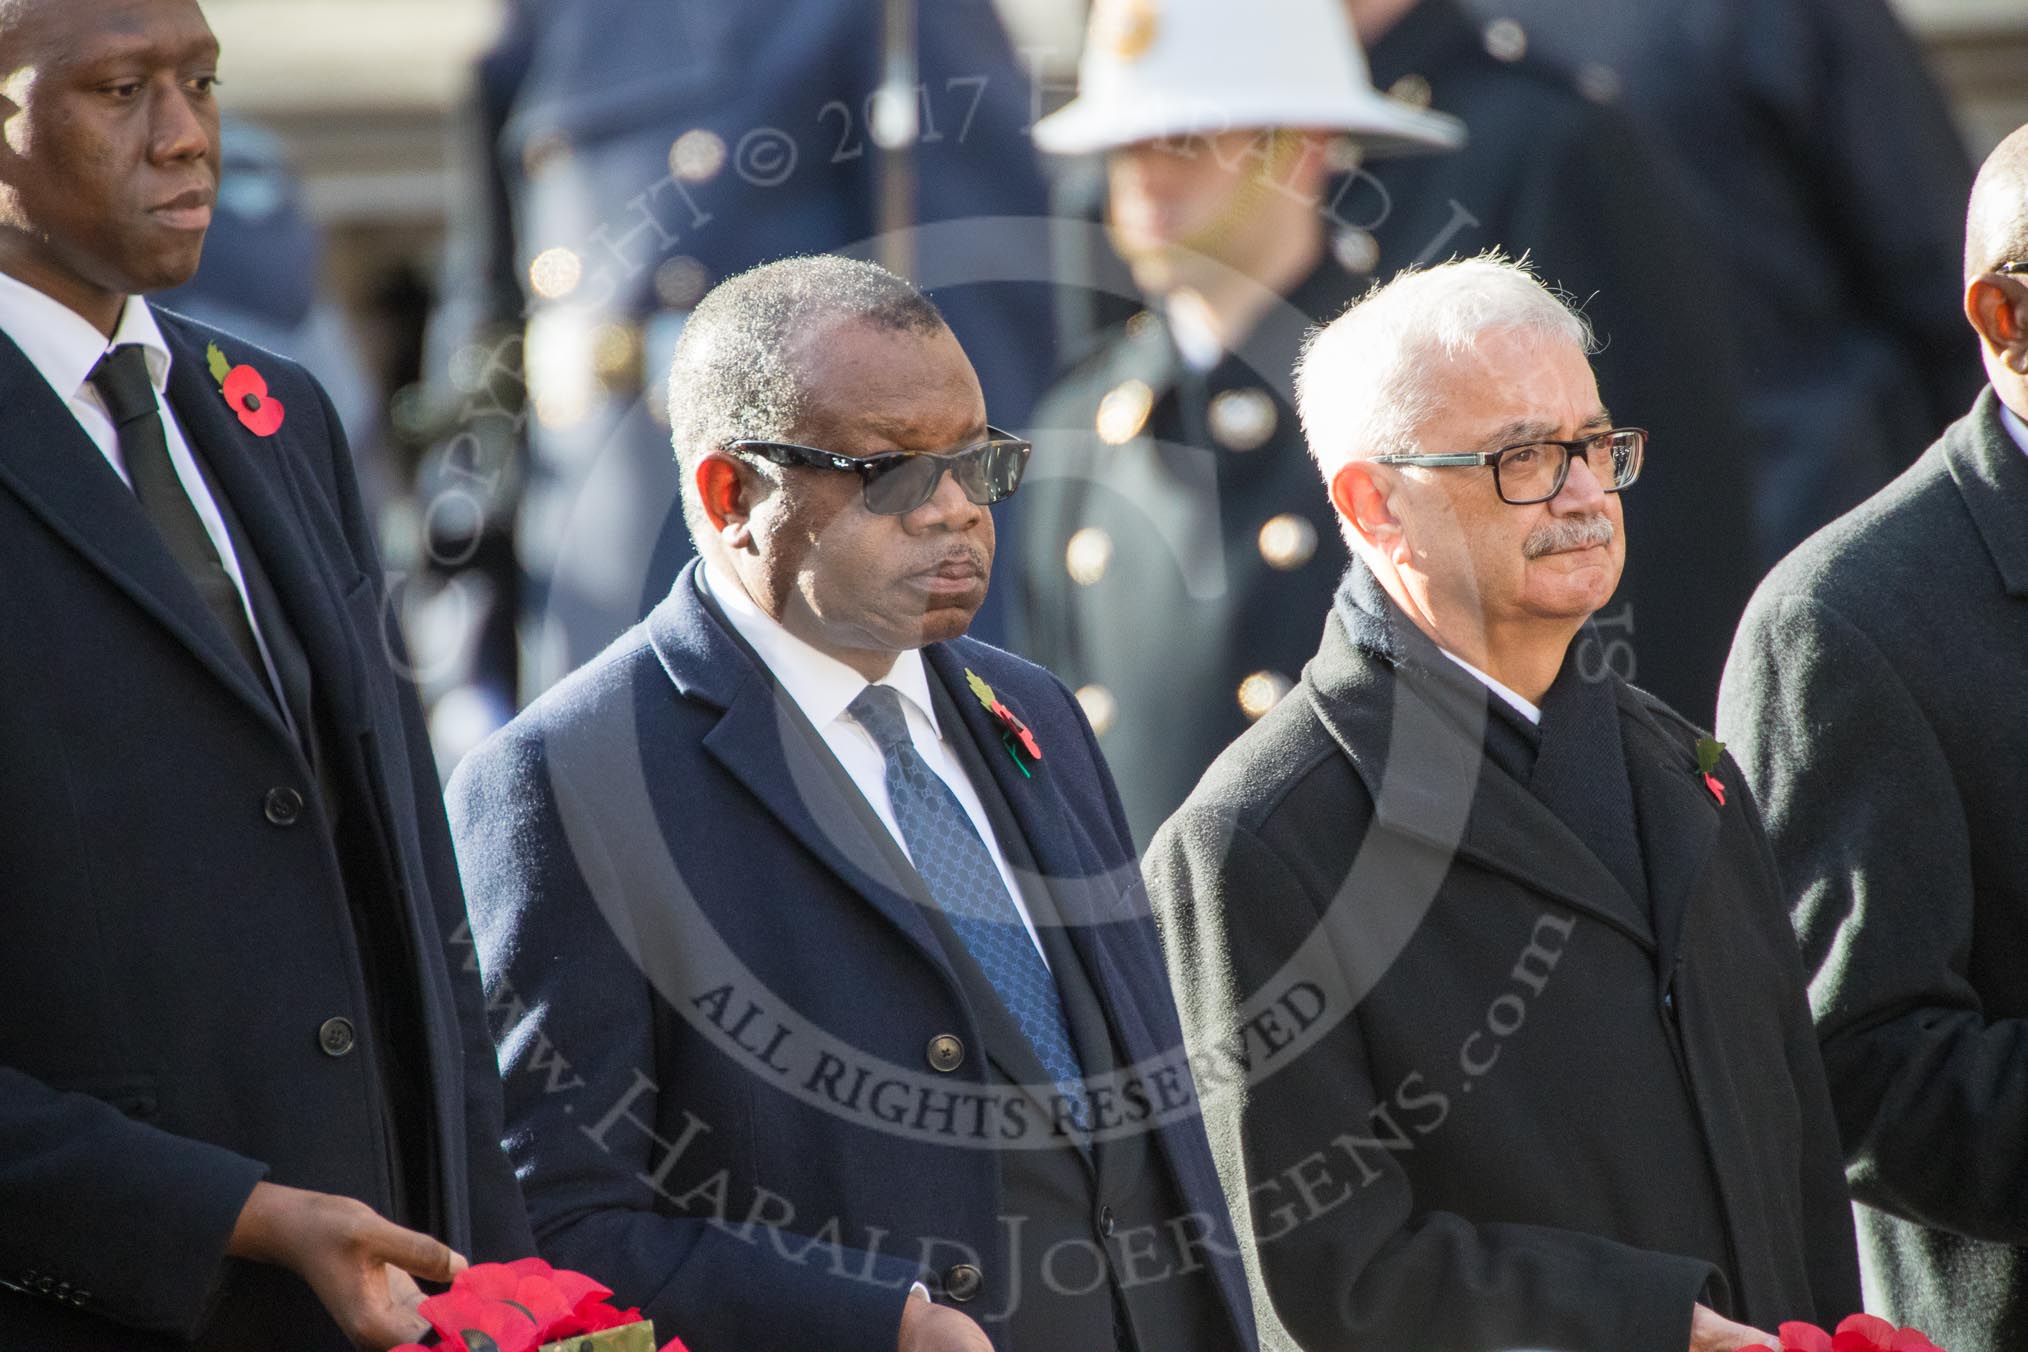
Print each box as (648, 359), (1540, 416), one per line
(1019, 0), (1766, 847)
(1014, 0), (1459, 846)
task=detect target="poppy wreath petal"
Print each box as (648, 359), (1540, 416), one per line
(418, 1289), (540, 1352)
(1779, 1321), (1835, 1352)
(658, 1338), (694, 1352)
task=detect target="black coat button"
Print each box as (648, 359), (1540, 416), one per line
(1662, 989), (1678, 1019)
(926, 1034), (965, 1073)
(263, 786), (305, 826)
(318, 1017), (356, 1057)
(72, 1289), (89, 1308)
(35, 1276), (51, 1294)
(943, 1263), (983, 1303)
(1098, 1205), (1117, 1238)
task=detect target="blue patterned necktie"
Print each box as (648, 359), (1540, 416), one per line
(848, 684), (1090, 1135)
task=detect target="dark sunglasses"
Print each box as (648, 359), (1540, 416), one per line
(725, 427), (1032, 516)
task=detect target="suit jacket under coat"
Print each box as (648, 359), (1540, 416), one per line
(0, 307), (531, 1348)
(1719, 388), (2028, 1352)
(1149, 596), (1860, 1351)
(447, 562), (1256, 1352)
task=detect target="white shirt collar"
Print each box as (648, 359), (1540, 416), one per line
(700, 559), (942, 736)
(1439, 647), (1543, 725)
(2000, 397), (2028, 461)
(0, 270), (171, 407)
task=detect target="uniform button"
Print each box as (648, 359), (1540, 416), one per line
(1208, 387), (1277, 451)
(1483, 17), (1528, 61)
(1332, 225), (1381, 275)
(943, 1263), (984, 1303)
(1387, 73), (1433, 109)
(1065, 527), (1114, 587)
(72, 1289), (90, 1308)
(35, 1276), (52, 1294)
(926, 1034), (965, 1073)
(1237, 670), (1294, 721)
(1662, 989), (1678, 1019)
(263, 786), (304, 827)
(1258, 514), (1320, 570)
(1096, 379), (1154, 445)
(1075, 684), (1118, 738)
(1098, 1205), (1117, 1238)
(54, 1282), (69, 1301)
(669, 128), (727, 183)
(318, 1017), (357, 1057)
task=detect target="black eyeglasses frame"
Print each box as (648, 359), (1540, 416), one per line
(724, 426), (1033, 516)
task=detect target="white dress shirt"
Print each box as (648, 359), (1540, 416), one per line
(1441, 647), (1543, 725)
(0, 271), (289, 711)
(700, 561), (1050, 965)
(2000, 397), (2028, 461)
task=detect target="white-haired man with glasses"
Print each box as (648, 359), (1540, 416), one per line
(1147, 255), (1860, 1352)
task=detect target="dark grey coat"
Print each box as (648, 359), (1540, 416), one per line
(1149, 590), (1860, 1350)
(1718, 388), (2028, 1351)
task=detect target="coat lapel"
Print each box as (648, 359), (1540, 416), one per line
(652, 567), (951, 966)
(159, 317), (369, 738)
(0, 325), (290, 735)
(1615, 687), (1722, 974)
(1947, 387), (2028, 599)
(1307, 616), (1658, 950)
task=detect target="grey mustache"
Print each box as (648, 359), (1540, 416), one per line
(1523, 515), (1615, 559)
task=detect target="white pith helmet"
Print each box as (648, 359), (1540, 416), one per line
(1032, 0), (1465, 158)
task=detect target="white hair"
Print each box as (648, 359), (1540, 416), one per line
(1293, 253), (1595, 481)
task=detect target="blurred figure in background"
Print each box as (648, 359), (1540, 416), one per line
(1465, 0), (1980, 565)
(159, 117), (386, 514)
(1019, 0), (1757, 846)
(418, 0), (1057, 763)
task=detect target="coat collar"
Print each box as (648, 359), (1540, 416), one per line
(1308, 585), (1725, 960)
(1947, 387), (2028, 598)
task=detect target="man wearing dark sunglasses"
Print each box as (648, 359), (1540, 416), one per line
(450, 255), (1257, 1352)
(1148, 255), (1860, 1352)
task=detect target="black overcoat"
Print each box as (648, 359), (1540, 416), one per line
(1149, 585), (1860, 1349)
(0, 308), (531, 1347)
(1719, 389), (2028, 1351)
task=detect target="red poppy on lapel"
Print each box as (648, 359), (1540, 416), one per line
(1694, 736), (1727, 806)
(205, 341), (286, 437)
(965, 667), (1042, 777)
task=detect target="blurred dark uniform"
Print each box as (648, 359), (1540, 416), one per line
(1021, 0), (1761, 844)
(1462, 0), (1980, 564)
(425, 0), (1056, 719)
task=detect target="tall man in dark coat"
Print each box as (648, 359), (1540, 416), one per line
(1717, 123), (2028, 1352)
(449, 255), (1256, 1352)
(0, 1), (532, 1349)
(1149, 256), (1860, 1351)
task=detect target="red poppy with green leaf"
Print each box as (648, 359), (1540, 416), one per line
(965, 667), (1041, 776)
(1695, 736), (1727, 806)
(205, 342), (285, 437)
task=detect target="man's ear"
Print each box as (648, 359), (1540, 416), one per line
(1967, 277), (2028, 375)
(1331, 461), (1408, 563)
(696, 452), (758, 548)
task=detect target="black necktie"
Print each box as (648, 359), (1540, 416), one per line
(88, 343), (268, 684)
